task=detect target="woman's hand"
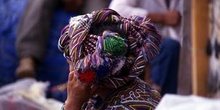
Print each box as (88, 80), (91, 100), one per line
(147, 10), (181, 27)
(64, 71), (92, 110)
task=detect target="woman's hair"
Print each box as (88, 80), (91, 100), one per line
(58, 9), (161, 88)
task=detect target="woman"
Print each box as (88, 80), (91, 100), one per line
(58, 9), (161, 109)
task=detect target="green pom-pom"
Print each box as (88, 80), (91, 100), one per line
(103, 36), (127, 56)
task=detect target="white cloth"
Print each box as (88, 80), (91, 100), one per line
(109, 0), (184, 44)
(0, 78), (63, 110)
(156, 94), (220, 110)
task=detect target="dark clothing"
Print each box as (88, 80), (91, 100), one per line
(165, 0), (170, 8)
(83, 78), (160, 109)
(151, 38), (180, 96)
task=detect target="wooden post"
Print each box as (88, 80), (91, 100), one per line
(192, 0), (209, 96)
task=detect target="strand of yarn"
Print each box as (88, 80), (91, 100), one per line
(103, 36), (127, 56)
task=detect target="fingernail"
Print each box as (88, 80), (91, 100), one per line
(69, 71), (75, 74)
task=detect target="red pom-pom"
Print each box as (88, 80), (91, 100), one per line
(78, 70), (95, 83)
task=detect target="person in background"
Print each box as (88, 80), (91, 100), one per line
(109, 0), (183, 96)
(16, 0), (110, 102)
(15, 0), (84, 102)
(59, 9), (161, 110)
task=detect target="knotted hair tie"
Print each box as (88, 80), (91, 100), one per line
(58, 9), (161, 88)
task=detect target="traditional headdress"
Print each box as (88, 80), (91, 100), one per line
(58, 9), (161, 88)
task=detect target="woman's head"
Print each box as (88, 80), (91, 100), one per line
(58, 9), (161, 88)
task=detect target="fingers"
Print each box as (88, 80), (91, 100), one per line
(69, 71), (75, 81)
(67, 71), (75, 94)
(66, 71), (94, 106)
(67, 71), (91, 89)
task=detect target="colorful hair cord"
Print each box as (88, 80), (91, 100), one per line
(58, 9), (161, 88)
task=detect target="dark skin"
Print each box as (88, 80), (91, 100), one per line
(65, 71), (91, 109)
(65, 60), (113, 110)
(148, 10), (181, 26)
(65, 60), (90, 109)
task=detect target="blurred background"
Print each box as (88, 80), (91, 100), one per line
(0, 0), (219, 109)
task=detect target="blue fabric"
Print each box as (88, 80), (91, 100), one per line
(36, 8), (78, 102)
(0, 0), (28, 87)
(150, 38), (180, 96)
(36, 8), (78, 87)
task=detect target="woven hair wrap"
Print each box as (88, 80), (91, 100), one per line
(58, 9), (161, 88)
